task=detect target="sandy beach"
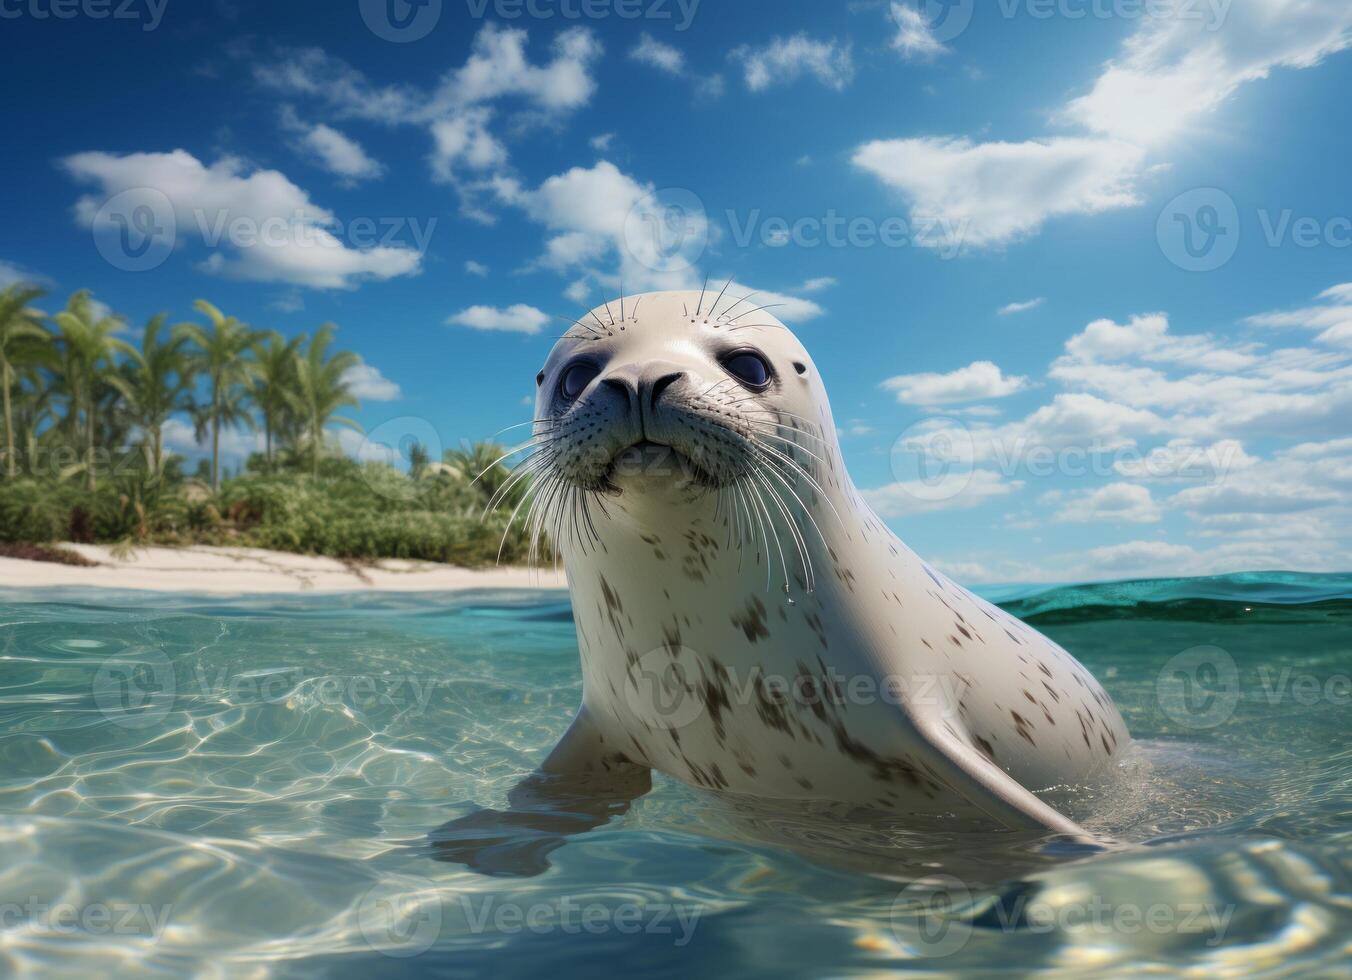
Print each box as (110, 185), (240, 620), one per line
(0, 544), (567, 594)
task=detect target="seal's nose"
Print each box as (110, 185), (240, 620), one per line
(646, 372), (684, 411)
(600, 363), (686, 419)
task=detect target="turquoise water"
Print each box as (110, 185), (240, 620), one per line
(1, 574), (1349, 978)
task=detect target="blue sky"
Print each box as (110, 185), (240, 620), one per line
(3, 0), (1351, 582)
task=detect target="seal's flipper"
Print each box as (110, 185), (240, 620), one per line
(912, 715), (1095, 843)
(430, 710), (651, 877)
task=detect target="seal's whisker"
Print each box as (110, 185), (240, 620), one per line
(749, 445), (827, 580)
(470, 438), (552, 488)
(709, 277), (733, 320)
(720, 289), (758, 319)
(695, 276), (709, 317)
(727, 303), (784, 324)
(743, 470), (787, 592)
(748, 459), (815, 593)
(745, 426), (828, 467)
(483, 444), (555, 509)
(750, 437), (843, 528)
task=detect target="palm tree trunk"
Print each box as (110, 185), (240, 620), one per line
(211, 382), (221, 492)
(311, 418), (320, 478)
(86, 392), (96, 492)
(265, 417), (273, 473)
(2, 360), (14, 479)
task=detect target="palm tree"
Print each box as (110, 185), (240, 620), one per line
(123, 314), (195, 475)
(176, 300), (261, 491)
(291, 323), (362, 477)
(0, 282), (48, 478)
(252, 331), (303, 472)
(51, 291), (136, 490)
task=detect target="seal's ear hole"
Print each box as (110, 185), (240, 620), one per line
(793, 361), (807, 375)
(536, 371), (546, 387)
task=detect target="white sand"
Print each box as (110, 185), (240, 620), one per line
(0, 544), (566, 594)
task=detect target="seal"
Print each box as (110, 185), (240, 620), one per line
(433, 288), (1130, 875)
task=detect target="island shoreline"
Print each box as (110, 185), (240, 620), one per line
(0, 544), (567, 594)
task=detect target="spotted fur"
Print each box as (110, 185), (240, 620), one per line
(526, 290), (1130, 835)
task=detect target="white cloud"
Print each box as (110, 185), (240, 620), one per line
(343, 361), (402, 401)
(889, 2), (948, 60)
(0, 259), (50, 290)
(269, 290), (305, 313)
(998, 298), (1044, 316)
(883, 360), (1030, 405)
(1246, 282), (1352, 348)
(464, 260), (489, 277)
(853, 1), (1352, 253)
(629, 33), (684, 74)
(852, 136), (1146, 251)
(1061, 0), (1352, 146)
(626, 31), (722, 96)
(864, 469), (1022, 518)
(61, 149), (422, 289)
(798, 276), (837, 293)
(162, 417), (263, 463)
(448, 303), (550, 334)
(252, 26), (602, 209)
(279, 106), (384, 184)
(732, 34), (854, 92)
(1051, 482), (1162, 523)
(1113, 438), (1256, 482)
(589, 132), (615, 151)
(719, 282), (824, 323)
(494, 159), (711, 294)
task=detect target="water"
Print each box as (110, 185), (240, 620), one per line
(0, 574), (1348, 978)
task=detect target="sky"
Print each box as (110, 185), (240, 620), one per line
(2, 0), (1351, 584)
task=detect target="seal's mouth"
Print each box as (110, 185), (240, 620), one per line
(603, 439), (720, 491)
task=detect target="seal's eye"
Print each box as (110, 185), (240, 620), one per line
(559, 361), (600, 401)
(723, 351), (771, 389)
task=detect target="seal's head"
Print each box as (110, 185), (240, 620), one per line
(533, 290), (837, 501)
